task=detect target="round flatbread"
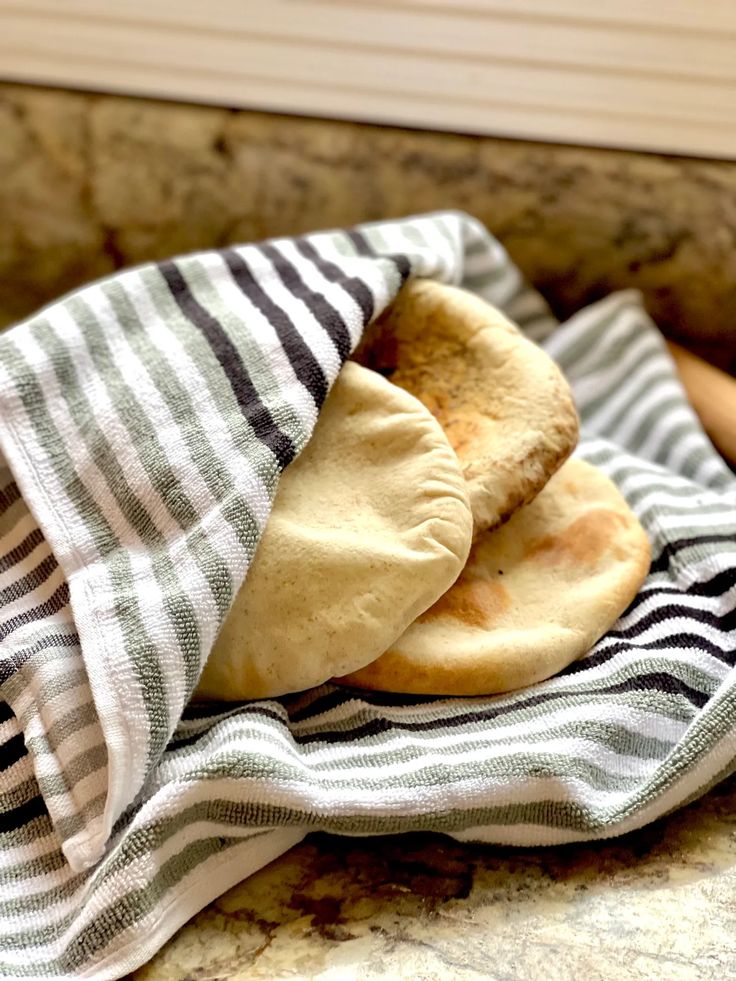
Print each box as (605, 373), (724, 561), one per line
(195, 361), (473, 701)
(354, 279), (579, 534)
(335, 459), (650, 696)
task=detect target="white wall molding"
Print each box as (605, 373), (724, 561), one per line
(2, 0), (735, 158)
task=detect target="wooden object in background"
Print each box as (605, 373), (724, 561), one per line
(1, 0), (736, 158)
(667, 341), (736, 468)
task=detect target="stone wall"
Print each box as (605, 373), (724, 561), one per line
(2, 83), (735, 370)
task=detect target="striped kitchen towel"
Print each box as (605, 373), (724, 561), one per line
(0, 211), (734, 980)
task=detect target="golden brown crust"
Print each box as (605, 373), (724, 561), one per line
(354, 279), (580, 535)
(336, 460), (651, 697)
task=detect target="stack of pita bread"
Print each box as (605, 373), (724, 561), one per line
(196, 281), (650, 702)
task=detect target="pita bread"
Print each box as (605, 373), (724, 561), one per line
(335, 459), (650, 696)
(354, 280), (579, 534)
(195, 361), (473, 701)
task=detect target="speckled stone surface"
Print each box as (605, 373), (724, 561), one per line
(1, 83), (736, 369)
(129, 774), (736, 980)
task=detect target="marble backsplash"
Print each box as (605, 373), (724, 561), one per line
(1, 83), (735, 371)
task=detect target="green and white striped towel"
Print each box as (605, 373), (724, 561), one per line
(0, 211), (734, 980)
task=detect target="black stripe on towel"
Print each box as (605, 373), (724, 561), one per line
(159, 260), (296, 469)
(179, 663), (710, 752)
(295, 238), (374, 323)
(0, 528), (46, 577)
(0, 731), (26, 772)
(0, 585), (72, 666)
(608, 602), (736, 638)
(289, 672), (708, 746)
(222, 248), (330, 407)
(650, 534), (736, 574)
(0, 482), (20, 515)
(0, 554), (59, 608)
(346, 229), (411, 284)
(0, 791), (48, 835)
(256, 242), (352, 361)
(0, 632), (81, 687)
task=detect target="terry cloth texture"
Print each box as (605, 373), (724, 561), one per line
(0, 212), (734, 980)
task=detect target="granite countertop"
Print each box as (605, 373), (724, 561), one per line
(129, 775), (736, 980)
(2, 82), (736, 980)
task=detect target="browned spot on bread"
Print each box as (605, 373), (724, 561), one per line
(526, 508), (629, 567)
(355, 279), (579, 536)
(416, 386), (450, 422)
(419, 577), (511, 628)
(441, 413), (485, 456)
